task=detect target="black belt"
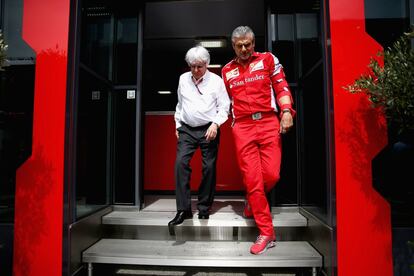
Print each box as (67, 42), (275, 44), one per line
(182, 122), (211, 130)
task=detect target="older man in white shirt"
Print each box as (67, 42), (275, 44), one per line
(168, 46), (230, 230)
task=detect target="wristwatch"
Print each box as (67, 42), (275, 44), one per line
(282, 109), (291, 114)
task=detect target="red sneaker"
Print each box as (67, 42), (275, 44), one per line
(243, 201), (253, 218)
(250, 235), (276, 255)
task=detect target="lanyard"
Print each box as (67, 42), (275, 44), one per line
(192, 77), (203, 95)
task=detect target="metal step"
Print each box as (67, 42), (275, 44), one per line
(104, 195), (307, 228)
(103, 210), (307, 228)
(83, 239), (322, 275)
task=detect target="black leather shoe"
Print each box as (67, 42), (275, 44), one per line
(168, 211), (192, 235)
(198, 212), (209, 219)
(168, 211), (192, 226)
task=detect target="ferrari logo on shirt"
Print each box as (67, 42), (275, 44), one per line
(226, 68), (239, 81)
(249, 60), (264, 73)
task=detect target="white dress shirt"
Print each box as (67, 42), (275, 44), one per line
(175, 70), (230, 128)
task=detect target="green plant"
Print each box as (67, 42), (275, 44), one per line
(0, 30), (8, 70)
(344, 27), (414, 134)
(409, 241), (414, 271)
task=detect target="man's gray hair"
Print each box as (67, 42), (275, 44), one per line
(185, 46), (210, 66)
(231, 26), (255, 42)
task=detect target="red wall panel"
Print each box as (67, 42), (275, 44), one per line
(13, 0), (70, 275)
(144, 115), (244, 191)
(329, 0), (393, 275)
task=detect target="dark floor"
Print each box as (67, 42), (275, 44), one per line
(76, 264), (319, 276)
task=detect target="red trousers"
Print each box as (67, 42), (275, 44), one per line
(232, 113), (281, 236)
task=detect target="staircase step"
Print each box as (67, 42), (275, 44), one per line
(83, 239), (322, 268)
(103, 210), (307, 228)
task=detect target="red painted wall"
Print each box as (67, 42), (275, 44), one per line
(144, 115), (244, 191)
(13, 0), (70, 275)
(329, 0), (393, 275)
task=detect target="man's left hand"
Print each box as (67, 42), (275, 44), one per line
(205, 123), (218, 141)
(280, 112), (293, 134)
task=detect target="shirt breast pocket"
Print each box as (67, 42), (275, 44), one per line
(201, 91), (215, 103)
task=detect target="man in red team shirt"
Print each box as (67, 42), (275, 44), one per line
(222, 26), (295, 254)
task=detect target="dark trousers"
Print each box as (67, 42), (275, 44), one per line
(175, 123), (220, 214)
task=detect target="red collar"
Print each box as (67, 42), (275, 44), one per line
(232, 52), (260, 65)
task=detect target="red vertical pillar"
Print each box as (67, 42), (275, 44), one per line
(13, 0), (70, 275)
(329, 0), (393, 275)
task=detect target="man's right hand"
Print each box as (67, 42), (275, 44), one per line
(205, 123), (218, 141)
(279, 111), (293, 134)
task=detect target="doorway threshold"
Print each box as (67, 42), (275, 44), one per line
(140, 195), (245, 213)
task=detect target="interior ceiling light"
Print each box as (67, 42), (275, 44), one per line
(198, 40), (226, 48)
(158, 91), (172, 95)
(207, 64), (222, 68)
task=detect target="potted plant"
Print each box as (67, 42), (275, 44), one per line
(344, 27), (414, 139)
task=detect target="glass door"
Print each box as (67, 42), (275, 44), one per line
(75, 0), (140, 218)
(111, 87), (136, 204)
(75, 67), (112, 218)
(268, 0), (331, 219)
